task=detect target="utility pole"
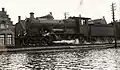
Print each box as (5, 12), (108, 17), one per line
(64, 12), (69, 19)
(111, 3), (117, 48)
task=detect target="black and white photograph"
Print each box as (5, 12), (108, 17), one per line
(0, 0), (120, 70)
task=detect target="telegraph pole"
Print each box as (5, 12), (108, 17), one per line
(64, 12), (67, 19)
(111, 3), (117, 47)
(64, 12), (69, 19)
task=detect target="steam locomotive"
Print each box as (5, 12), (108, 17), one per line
(15, 12), (119, 46)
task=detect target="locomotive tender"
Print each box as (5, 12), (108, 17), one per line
(15, 12), (117, 46)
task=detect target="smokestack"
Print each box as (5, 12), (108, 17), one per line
(30, 12), (34, 19)
(2, 8), (5, 12)
(18, 16), (21, 22)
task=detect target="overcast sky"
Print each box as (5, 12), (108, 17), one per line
(0, 0), (119, 24)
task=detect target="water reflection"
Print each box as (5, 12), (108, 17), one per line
(0, 48), (120, 70)
(0, 53), (29, 70)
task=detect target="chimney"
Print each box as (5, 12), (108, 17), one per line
(2, 8), (5, 12)
(30, 12), (34, 19)
(49, 12), (52, 15)
(8, 18), (11, 21)
(79, 14), (81, 17)
(6, 15), (9, 18)
(18, 16), (21, 22)
(103, 16), (105, 19)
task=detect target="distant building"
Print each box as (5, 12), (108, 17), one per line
(88, 17), (107, 25)
(0, 8), (14, 46)
(36, 12), (54, 20)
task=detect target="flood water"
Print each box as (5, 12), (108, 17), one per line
(0, 47), (120, 70)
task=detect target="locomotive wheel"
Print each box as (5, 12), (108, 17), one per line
(90, 37), (96, 44)
(21, 37), (29, 46)
(108, 37), (114, 43)
(21, 38), (26, 46)
(41, 40), (47, 45)
(78, 37), (85, 44)
(40, 36), (53, 45)
(40, 37), (48, 45)
(23, 37), (36, 46)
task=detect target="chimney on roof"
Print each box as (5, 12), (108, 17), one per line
(18, 16), (21, 22)
(49, 12), (52, 15)
(79, 14), (81, 17)
(8, 18), (11, 21)
(2, 8), (5, 12)
(6, 15), (9, 18)
(103, 16), (105, 19)
(30, 12), (34, 19)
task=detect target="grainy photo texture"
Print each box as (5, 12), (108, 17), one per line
(0, 0), (120, 70)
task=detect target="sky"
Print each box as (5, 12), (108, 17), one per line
(0, 0), (119, 24)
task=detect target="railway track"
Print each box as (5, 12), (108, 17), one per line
(0, 43), (119, 53)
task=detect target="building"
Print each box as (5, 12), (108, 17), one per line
(36, 12), (54, 20)
(88, 17), (107, 24)
(0, 8), (14, 46)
